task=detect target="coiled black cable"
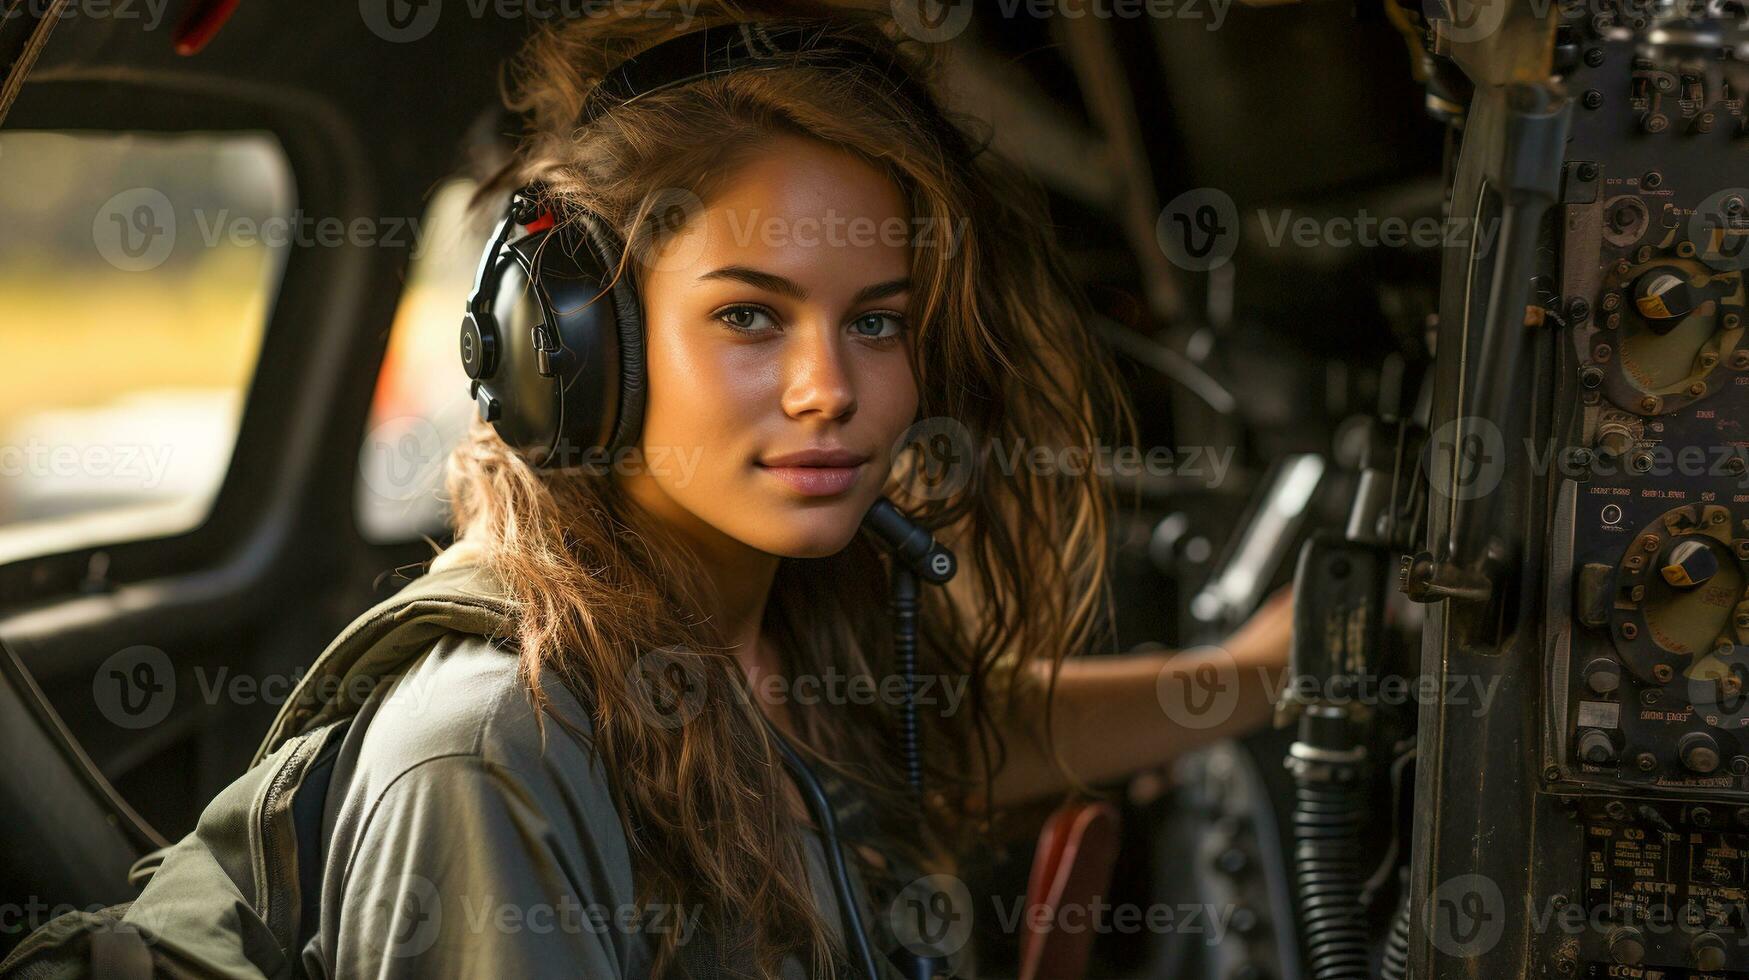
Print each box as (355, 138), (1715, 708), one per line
(890, 566), (922, 796)
(1292, 771), (1371, 979)
(1379, 893), (1412, 980)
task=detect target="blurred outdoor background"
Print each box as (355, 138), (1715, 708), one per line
(0, 132), (488, 564)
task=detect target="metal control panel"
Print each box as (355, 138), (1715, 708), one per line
(1546, 9), (1749, 977)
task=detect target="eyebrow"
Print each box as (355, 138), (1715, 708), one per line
(696, 265), (912, 306)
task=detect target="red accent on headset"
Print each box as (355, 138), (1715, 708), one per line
(523, 211), (556, 233)
(173, 0), (242, 56)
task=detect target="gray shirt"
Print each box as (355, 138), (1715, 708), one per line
(298, 630), (868, 979)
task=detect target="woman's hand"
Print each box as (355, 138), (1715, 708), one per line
(982, 586), (1295, 810)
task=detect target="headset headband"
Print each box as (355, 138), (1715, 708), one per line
(580, 22), (920, 126)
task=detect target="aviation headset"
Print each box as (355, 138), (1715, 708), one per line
(459, 21), (963, 468)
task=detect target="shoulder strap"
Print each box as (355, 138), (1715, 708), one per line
(251, 559), (517, 766)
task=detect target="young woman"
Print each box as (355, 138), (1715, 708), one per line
(323, 3), (1294, 979)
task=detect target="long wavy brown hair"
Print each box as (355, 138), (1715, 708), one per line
(439, 2), (1132, 976)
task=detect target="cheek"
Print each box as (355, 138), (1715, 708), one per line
(640, 323), (768, 456)
(860, 350), (920, 452)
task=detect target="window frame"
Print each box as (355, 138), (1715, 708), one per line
(0, 77), (410, 612)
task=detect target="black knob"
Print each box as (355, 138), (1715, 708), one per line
(1633, 265), (1700, 330)
(1661, 539), (1719, 589)
(460, 313), (498, 380)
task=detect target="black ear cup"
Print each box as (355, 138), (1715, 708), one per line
(572, 209), (646, 458)
(461, 189), (646, 469)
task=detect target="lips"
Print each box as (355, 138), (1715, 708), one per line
(757, 447), (872, 498)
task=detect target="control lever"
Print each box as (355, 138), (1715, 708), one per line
(1404, 82), (1573, 604)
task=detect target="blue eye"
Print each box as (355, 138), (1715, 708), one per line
(850, 312), (905, 340)
(716, 305), (778, 334)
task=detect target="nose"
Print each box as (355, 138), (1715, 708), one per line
(779, 320), (857, 422)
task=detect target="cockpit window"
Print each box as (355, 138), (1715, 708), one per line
(0, 130), (292, 565)
(353, 178), (492, 544)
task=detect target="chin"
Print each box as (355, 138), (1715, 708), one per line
(744, 496), (871, 558)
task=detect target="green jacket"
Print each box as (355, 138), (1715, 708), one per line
(1, 558), (931, 979)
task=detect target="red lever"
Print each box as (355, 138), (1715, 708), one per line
(173, 0), (241, 56)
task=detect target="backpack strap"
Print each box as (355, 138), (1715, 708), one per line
(288, 724), (345, 961)
(251, 560), (516, 765)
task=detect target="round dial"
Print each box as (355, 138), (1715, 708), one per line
(1595, 253), (1746, 415)
(1608, 503), (1749, 708)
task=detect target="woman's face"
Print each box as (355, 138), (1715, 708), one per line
(619, 134), (920, 559)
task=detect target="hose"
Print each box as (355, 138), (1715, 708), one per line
(1380, 893), (1412, 980)
(1290, 751), (1371, 980)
